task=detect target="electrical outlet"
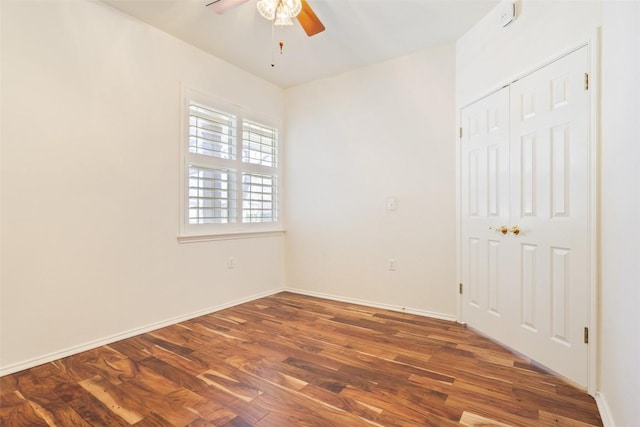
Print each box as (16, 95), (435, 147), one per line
(227, 257), (235, 269)
(388, 258), (397, 271)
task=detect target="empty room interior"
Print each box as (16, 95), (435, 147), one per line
(1, 0), (638, 426)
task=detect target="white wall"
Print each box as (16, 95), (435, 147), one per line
(284, 45), (457, 318)
(600, 2), (640, 426)
(0, 0), (285, 374)
(456, 0), (601, 106)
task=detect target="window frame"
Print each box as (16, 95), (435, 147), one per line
(178, 88), (284, 242)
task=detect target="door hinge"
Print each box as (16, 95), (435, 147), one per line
(584, 326), (589, 344)
(459, 127), (463, 138)
(459, 283), (463, 294)
(584, 73), (589, 91)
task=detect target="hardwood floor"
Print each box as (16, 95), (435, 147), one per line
(1, 292), (602, 426)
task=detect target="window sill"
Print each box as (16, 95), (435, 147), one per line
(177, 229), (286, 243)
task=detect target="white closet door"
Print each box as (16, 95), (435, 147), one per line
(509, 46), (590, 386)
(460, 46), (590, 387)
(460, 86), (512, 338)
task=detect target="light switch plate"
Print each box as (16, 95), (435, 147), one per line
(386, 197), (397, 212)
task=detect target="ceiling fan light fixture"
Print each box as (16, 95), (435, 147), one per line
(257, 0), (302, 25)
(281, 0), (302, 18)
(274, 11), (293, 26)
(257, 0), (276, 20)
(207, 0), (325, 37)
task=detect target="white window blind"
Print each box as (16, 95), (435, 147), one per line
(242, 173), (277, 223)
(188, 166), (236, 224)
(242, 120), (278, 167)
(181, 92), (281, 238)
(189, 105), (236, 160)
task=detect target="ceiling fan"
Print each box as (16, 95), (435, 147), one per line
(205, 0), (325, 37)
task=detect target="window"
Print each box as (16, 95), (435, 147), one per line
(180, 90), (281, 240)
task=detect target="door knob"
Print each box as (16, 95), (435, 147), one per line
(509, 226), (521, 235)
(489, 225), (508, 235)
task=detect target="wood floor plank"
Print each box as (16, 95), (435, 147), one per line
(0, 391), (50, 427)
(538, 410), (601, 427)
(459, 411), (514, 427)
(446, 395), (541, 427)
(0, 292), (603, 426)
(55, 345), (129, 383)
(78, 376), (145, 424)
(65, 392), (131, 427)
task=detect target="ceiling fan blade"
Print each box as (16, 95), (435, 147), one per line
(205, 0), (249, 15)
(297, 0), (325, 37)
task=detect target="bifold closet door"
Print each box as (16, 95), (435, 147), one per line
(460, 46), (590, 387)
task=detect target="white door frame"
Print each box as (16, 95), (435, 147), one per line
(455, 31), (600, 395)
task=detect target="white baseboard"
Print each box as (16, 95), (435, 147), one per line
(595, 392), (616, 427)
(285, 287), (457, 322)
(0, 287), (285, 377)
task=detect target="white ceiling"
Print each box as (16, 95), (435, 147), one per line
(102, 0), (499, 88)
